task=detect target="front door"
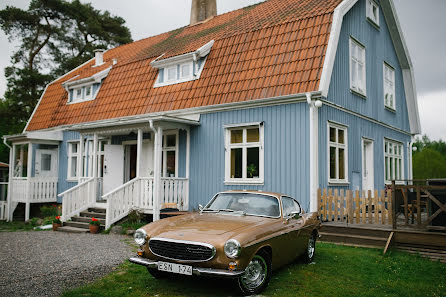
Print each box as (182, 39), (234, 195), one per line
(362, 139), (374, 192)
(103, 145), (124, 195)
(35, 149), (58, 177)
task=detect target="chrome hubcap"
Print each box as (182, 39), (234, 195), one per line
(241, 256), (267, 290)
(308, 236), (315, 259)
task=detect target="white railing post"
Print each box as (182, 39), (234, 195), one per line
(93, 133), (98, 201)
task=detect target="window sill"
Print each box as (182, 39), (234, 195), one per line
(385, 181), (406, 185)
(224, 179), (264, 186)
(366, 18), (380, 30)
(350, 89), (367, 99)
(328, 181), (350, 186)
(385, 106), (396, 113)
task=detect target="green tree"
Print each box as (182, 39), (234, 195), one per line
(413, 148), (446, 179)
(0, 0), (132, 162)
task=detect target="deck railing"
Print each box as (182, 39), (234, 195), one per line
(0, 201), (6, 220)
(11, 178), (58, 203)
(318, 188), (393, 225)
(59, 178), (96, 221)
(103, 177), (189, 229)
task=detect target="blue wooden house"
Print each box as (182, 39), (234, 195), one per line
(2, 0), (420, 229)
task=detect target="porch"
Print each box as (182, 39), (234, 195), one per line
(59, 117), (197, 229)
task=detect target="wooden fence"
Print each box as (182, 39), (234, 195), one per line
(318, 189), (393, 225)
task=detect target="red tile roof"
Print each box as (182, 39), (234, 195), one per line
(26, 0), (342, 131)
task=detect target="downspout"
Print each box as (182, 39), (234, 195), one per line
(3, 137), (12, 221)
(408, 138), (414, 183)
(307, 93), (322, 213)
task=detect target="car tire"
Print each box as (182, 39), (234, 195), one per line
(303, 232), (317, 263)
(147, 267), (169, 279)
(236, 250), (272, 295)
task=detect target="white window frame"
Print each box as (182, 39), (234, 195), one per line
(84, 85), (93, 101)
(166, 66), (178, 82)
(349, 37), (367, 97)
(162, 131), (179, 178)
(67, 141), (79, 180)
(366, 0), (380, 27)
(224, 123), (264, 185)
(384, 138), (404, 184)
(73, 87), (83, 102)
(180, 62), (193, 79)
(328, 122), (349, 184)
(383, 62), (396, 110)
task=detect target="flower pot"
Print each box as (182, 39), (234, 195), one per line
(89, 224), (100, 234)
(52, 223), (61, 231)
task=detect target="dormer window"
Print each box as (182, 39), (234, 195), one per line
(62, 67), (111, 104)
(366, 0), (379, 27)
(152, 40), (214, 87)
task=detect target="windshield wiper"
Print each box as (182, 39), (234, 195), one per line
(201, 208), (218, 212)
(218, 209), (246, 215)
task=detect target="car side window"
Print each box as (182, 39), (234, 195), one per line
(282, 196), (300, 217)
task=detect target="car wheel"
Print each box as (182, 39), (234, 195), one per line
(303, 232), (317, 263)
(237, 250), (272, 295)
(147, 267), (169, 279)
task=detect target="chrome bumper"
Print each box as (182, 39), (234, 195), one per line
(129, 256), (244, 278)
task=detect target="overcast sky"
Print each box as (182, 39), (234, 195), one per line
(0, 0), (445, 140)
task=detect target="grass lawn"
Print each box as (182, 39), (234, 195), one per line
(0, 220), (37, 232)
(61, 242), (446, 297)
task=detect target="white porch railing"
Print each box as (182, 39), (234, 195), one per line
(11, 178), (58, 203)
(59, 178), (96, 221)
(103, 177), (189, 229)
(0, 201), (6, 220)
(161, 178), (189, 210)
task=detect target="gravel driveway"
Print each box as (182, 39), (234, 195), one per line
(0, 231), (134, 297)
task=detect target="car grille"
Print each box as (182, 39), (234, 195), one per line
(149, 238), (216, 262)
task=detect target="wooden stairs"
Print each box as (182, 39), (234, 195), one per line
(57, 207), (106, 233)
(320, 222), (446, 263)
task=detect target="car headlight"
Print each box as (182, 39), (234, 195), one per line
(134, 228), (147, 246)
(224, 239), (241, 258)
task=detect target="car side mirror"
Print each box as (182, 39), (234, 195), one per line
(286, 211), (301, 221)
(198, 204), (204, 212)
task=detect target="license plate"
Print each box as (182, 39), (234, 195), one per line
(158, 261), (193, 276)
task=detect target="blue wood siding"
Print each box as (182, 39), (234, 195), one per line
(327, 0), (411, 133)
(189, 102), (310, 211)
(318, 105), (411, 191)
(58, 131), (80, 202)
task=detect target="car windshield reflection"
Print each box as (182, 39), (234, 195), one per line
(205, 193), (280, 218)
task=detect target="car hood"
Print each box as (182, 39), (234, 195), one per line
(146, 212), (277, 242)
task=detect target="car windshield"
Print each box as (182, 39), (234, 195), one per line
(205, 193), (280, 218)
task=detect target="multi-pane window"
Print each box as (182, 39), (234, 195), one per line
(383, 63), (396, 110)
(180, 63), (192, 79)
(350, 38), (366, 96)
(328, 123), (348, 183)
(366, 0), (379, 27)
(162, 132), (178, 178)
(67, 142), (79, 179)
(384, 139), (403, 182)
(167, 66), (177, 82)
(225, 124), (264, 183)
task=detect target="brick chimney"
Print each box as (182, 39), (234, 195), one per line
(190, 0), (217, 25)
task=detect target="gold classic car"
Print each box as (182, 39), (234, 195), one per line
(129, 191), (320, 295)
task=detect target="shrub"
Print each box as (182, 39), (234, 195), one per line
(40, 204), (59, 217)
(89, 217), (101, 226)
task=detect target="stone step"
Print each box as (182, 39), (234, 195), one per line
(320, 232), (388, 248)
(79, 211), (106, 219)
(88, 207), (106, 214)
(64, 221), (105, 229)
(57, 226), (89, 233)
(72, 216), (106, 224)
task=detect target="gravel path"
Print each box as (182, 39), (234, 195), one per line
(0, 231), (134, 297)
